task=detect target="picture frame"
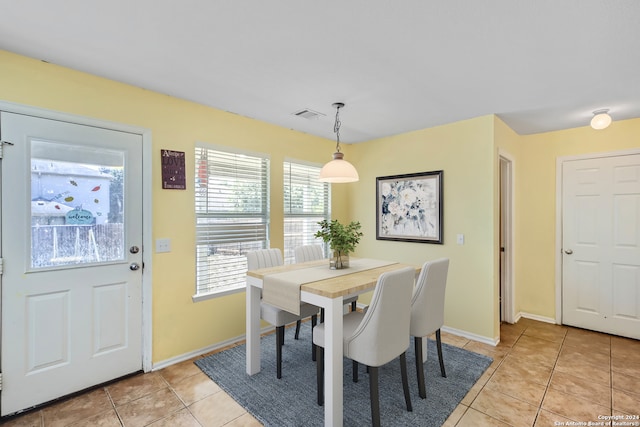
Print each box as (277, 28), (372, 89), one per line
(161, 149), (186, 190)
(376, 170), (443, 244)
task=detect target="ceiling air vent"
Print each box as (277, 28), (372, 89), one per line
(293, 108), (325, 120)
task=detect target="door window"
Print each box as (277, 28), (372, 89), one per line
(30, 139), (125, 269)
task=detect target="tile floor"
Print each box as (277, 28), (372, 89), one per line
(3, 318), (640, 426)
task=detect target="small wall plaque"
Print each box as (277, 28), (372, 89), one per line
(161, 149), (186, 190)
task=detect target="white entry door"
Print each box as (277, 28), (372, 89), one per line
(562, 153), (640, 340)
(0, 112), (143, 416)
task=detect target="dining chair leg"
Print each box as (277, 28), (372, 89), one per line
(316, 346), (324, 406)
(436, 329), (447, 378)
(368, 366), (381, 427)
(311, 314), (318, 362)
(414, 336), (426, 399)
(400, 352), (413, 412)
(352, 360), (359, 383)
(351, 300), (357, 312)
(294, 320), (301, 340)
(276, 326), (284, 379)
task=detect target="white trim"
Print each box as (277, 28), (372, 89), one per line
(192, 285), (246, 302)
(283, 156), (323, 169)
(152, 323), (499, 372)
(498, 149), (516, 325)
(151, 326), (275, 371)
(441, 325), (499, 347)
(354, 302), (369, 311)
(195, 140), (271, 160)
(555, 156), (564, 325)
(557, 148), (640, 163)
(555, 148), (640, 326)
(141, 129), (153, 372)
(356, 303), (500, 346)
(513, 312), (522, 324)
(0, 100), (154, 372)
(518, 312), (557, 325)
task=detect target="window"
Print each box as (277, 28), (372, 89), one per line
(195, 143), (269, 298)
(283, 160), (330, 264)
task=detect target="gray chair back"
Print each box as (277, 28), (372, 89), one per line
(343, 266), (415, 367)
(247, 248), (283, 270)
(294, 244), (324, 263)
(410, 258), (449, 338)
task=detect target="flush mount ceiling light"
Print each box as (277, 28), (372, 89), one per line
(590, 109), (612, 130)
(319, 102), (359, 183)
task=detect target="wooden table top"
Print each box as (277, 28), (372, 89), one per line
(247, 258), (420, 299)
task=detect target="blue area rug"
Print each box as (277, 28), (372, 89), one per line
(196, 325), (492, 427)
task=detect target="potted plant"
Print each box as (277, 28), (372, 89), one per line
(314, 219), (363, 269)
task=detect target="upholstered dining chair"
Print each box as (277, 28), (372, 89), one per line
(294, 244), (358, 313)
(410, 258), (450, 399)
(293, 244), (324, 263)
(246, 248), (319, 379)
(313, 267), (415, 427)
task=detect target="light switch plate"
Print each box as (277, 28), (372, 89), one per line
(156, 238), (171, 253)
(456, 234), (465, 245)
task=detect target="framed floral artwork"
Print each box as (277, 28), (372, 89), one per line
(376, 170), (443, 244)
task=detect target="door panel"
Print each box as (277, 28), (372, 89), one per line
(94, 282), (129, 355)
(1, 112), (143, 416)
(27, 291), (70, 372)
(562, 154), (640, 339)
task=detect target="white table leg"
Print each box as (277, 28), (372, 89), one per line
(246, 278), (261, 375)
(324, 296), (344, 427)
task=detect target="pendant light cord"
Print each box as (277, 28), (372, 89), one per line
(334, 104), (342, 153)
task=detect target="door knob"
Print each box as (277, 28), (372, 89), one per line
(564, 249), (573, 255)
(130, 262), (141, 271)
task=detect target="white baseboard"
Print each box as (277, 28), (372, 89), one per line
(153, 322), (500, 371)
(151, 326), (274, 371)
(518, 312), (557, 325)
(441, 325), (499, 347)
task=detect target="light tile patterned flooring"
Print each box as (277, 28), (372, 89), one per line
(4, 318), (640, 426)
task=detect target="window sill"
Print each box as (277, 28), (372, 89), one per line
(192, 285), (246, 302)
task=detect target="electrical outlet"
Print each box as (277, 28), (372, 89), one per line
(156, 238), (171, 253)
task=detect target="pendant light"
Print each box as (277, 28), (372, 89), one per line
(319, 102), (359, 183)
(590, 109), (612, 130)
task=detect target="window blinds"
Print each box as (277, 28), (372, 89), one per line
(195, 145), (270, 295)
(283, 161), (330, 264)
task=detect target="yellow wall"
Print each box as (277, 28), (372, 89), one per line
(515, 118), (640, 319)
(0, 50), (350, 362)
(493, 116), (640, 323)
(4, 49), (639, 361)
(348, 116), (499, 340)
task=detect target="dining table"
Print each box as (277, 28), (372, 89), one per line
(246, 257), (420, 427)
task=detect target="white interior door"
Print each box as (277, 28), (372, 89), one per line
(562, 153), (640, 339)
(0, 112), (143, 416)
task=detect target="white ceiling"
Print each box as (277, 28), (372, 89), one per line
(1, 0), (639, 143)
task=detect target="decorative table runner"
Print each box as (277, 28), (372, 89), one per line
(262, 258), (396, 315)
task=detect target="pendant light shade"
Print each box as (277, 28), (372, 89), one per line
(319, 152), (359, 183)
(318, 102), (359, 183)
(590, 109), (612, 130)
